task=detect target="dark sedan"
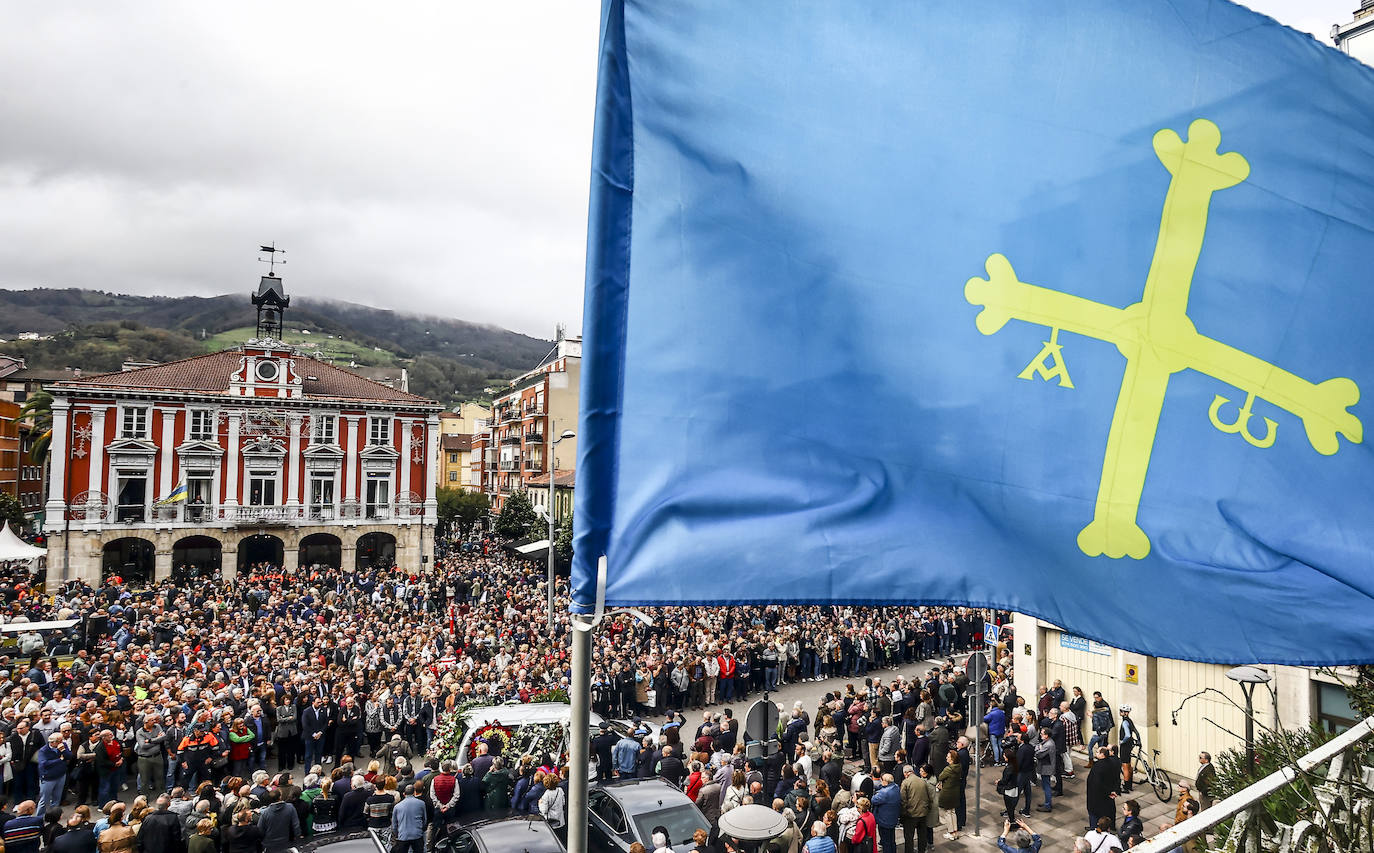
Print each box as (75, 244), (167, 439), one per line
(587, 779), (710, 853)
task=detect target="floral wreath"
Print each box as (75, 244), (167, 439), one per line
(473, 722), (513, 753)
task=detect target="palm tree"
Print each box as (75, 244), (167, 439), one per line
(18, 389), (53, 464)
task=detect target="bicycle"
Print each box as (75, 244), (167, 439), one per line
(1131, 747), (1173, 803)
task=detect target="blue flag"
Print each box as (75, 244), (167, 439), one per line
(573, 0), (1374, 664)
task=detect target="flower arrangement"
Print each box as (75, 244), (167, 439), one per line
(529, 688), (570, 704)
(428, 698), (487, 760)
(472, 722), (513, 754)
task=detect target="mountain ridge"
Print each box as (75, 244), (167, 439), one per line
(0, 288), (552, 406)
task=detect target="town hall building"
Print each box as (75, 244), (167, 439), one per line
(42, 273), (442, 584)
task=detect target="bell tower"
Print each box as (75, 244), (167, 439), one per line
(251, 243), (289, 342)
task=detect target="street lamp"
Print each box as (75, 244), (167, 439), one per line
(546, 428), (575, 636)
(1226, 665), (1272, 776)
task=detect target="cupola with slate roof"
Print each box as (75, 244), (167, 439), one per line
(251, 273), (289, 343)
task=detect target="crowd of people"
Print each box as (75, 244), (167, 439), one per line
(0, 539), (1205, 853)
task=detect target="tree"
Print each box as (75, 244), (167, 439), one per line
(436, 487), (489, 540)
(554, 512), (573, 572)
(436, 487), (463, 537)
(0, 493), (25, 533)
(18, 389), (53, 464)
(494, 489), (540, 541)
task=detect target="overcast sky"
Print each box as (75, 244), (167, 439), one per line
(0, 1), (1356, 338)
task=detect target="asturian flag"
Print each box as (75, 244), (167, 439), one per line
(572, 0), (1374, 664)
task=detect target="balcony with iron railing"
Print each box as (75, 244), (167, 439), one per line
(523, 431), (544, 445)
(525, 458), (543, 472)
(501, 408), (519, 422)
(66, 497), (426, 528)
(1136, 715), (1374, 853)
(500, 434), (522, 445)
(499, 458), (521, 472)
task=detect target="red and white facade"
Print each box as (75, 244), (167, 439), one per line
(43, 340), (442, 583)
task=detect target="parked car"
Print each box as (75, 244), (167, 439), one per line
(440, 815), (566, 853)
(587, 779), (710, 853)
(292, 830), (387, 853)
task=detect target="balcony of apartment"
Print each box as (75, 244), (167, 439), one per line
(521, 406), (544, 419)
(499, 457), (522, 472)
(524, 458), (543, 472)
(523, 431), (544, 445)
(500, 434), (523, 445)
(501, 408), (519, 422)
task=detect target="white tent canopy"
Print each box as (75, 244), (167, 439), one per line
(516, 539), (551, 559)
(0, 525), (44, 561)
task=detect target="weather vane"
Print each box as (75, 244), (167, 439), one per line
(257, 242), (286, 275)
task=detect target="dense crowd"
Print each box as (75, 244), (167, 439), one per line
(0, 541), (1206, 853)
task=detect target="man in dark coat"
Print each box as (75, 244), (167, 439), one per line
(591, 723), (619, 783)
(137, 796), (187, 853)
(52, 815), (97, 853)
(255, 790), (301, 853)
(655, 746), (686, 788)
(1084, 746), (1120, 831)
(1015, 734), (1036, 817)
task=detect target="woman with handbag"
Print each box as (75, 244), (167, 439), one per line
(937, 750), (962, 841)
(997, 751), (1022, 822)
(847, 798), (877, 853)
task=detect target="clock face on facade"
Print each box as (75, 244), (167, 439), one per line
(255, 360), (280, 383)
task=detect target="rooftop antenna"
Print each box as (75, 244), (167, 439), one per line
(258, 242), (286, 275)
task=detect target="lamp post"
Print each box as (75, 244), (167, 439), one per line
(546, 428), (575, 637)
(568, 605), (653, 853)
(1226, 665), (1272, 776)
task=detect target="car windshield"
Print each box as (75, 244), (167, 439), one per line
(631, 806), (708, 850)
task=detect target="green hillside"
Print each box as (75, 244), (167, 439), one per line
(0, 289), (552, 406)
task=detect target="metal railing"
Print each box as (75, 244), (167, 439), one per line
(225, 506), (302, 525)
(1135, 715), (1374, 853)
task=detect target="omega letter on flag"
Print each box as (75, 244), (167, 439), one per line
(573, 0), (1374, 665)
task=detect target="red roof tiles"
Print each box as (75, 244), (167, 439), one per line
(51, 349), (437, 406)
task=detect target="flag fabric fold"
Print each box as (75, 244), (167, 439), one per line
(573, 0), (1374, 664)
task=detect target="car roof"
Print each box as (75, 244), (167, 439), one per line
(299, 831), (384, 853)
(594, 778), (696, 810)
(462, 815), (565, 852)
(461, 702), (607, 728)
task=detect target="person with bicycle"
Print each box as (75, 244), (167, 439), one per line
(1117, 705), (1140, 793)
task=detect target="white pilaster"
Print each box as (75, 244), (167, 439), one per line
(423, 414), (439, 523)
(399, 418), (414, 506)
(345, 416), (361, 503)
(225, 413), (241, 508)
(43, 400), (70, 529)
(158, 408), (176, 502)
(286, 413), (303, 508)
(87, 408), (106, 499)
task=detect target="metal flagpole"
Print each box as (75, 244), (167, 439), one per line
(567, 615), (593, 853)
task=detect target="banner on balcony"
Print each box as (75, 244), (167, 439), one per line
(572, 0), (1374, 664)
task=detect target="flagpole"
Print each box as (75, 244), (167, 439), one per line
(567, 613), (593, 853)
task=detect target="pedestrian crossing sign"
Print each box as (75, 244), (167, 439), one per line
(985, 623), (999, 646)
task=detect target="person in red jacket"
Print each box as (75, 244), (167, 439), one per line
(717, 649), (737, 703)
(227, 719), (255, 780)
(850, 798), (879, 853)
